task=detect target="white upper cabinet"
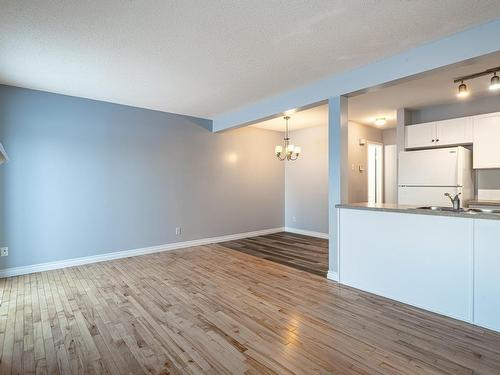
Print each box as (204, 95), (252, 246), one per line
(473, 112), (500, 169)
(435, 117), (473, 146)
(405, 122), (436, 149)
(406, 117), (473, 149)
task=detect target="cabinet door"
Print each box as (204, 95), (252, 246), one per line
(435, 117), (473, 146)
(473, 113), (500, 168)
(474, 219), (500, 332)
(405, 122), (436, 149)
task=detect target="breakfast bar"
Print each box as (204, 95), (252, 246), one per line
(336, 203), (500, 332)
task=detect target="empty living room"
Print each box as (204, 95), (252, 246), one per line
(1, 1), (500, 374)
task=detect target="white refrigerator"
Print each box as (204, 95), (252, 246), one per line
(398, 146), (473, 206)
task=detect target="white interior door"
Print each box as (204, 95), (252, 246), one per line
(368, 143), (383, 204)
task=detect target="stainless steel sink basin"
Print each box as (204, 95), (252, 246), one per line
(416, 206), (463, 212)
(416, 206), (500, 215)
(470, 208), (500, 214)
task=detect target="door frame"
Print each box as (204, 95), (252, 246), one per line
(367, 141), (384, 204)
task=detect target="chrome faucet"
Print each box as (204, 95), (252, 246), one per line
(445, 193), (461, 211)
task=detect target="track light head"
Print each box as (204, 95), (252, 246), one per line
(457, 81), (469, 98)
(490, 73), (500, 91)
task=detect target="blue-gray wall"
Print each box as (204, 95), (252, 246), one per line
(409, 95), (500, 124)
(285, 125), (328, 234)
(0, 85), (284, 269)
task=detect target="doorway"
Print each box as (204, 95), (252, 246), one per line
(367, 142), (383, 204)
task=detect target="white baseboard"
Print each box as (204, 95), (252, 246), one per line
(327, 270), (339, 282)
(0, 227), (285, 278)
(284, 227), (329, 239)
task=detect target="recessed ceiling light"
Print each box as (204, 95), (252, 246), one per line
(489, 73), (500, 91)
(456, 81), (469, 98)
(374, 117), (386, 126)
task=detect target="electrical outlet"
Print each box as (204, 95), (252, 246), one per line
(175, 227), (181, 236)
(1, 247), (8, 257)
(292, 216), (297, 223)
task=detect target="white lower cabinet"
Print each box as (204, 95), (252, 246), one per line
(474, 219), (500, 332)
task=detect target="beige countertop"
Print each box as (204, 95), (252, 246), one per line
(336, 202), (500, 220)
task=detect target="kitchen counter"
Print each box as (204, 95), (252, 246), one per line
(336, 202), (500, 220)
(337, 203), (500, 333)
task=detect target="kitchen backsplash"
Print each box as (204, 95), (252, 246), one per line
(477, 169), (500, 200)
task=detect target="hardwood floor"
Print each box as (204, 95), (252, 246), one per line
(220, 232), (328, 276)
(1, 244), (500, 374)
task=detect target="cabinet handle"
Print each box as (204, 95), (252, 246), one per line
(436, 139), (440, 142)
(432, 139), (435, 142)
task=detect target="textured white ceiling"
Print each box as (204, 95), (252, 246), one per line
(1, 1), (500, 118)
(252, 51), (500, 131)
(251, 105), (328, 132)
(349, 52), (500, 128)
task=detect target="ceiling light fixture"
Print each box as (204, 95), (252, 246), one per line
(275, 116), (301, 161)
(490, 73), (500, 91)
(456, 81), (469, 98)
(374, 117), (386, 126)
(454, 65), (500, 98)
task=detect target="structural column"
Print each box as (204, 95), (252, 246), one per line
(396, 108), (410, 155)
(328, 96), (348, 281)
(395, 107), (411, 204)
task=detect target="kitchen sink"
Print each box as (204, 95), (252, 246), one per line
(416, 206), (500, 215)
(470, 208), (500, 214)
(416, 206), (463, 212)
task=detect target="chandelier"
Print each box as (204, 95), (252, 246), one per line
(275, 116), (301, 161)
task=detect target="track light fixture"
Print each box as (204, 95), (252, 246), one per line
(454, 66), (500, 99)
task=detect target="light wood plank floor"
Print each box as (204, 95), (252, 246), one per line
(220, 232), (328, 276)
(1, 244), (500, 374)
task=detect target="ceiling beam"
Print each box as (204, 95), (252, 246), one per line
(212, 19), (500, 132)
